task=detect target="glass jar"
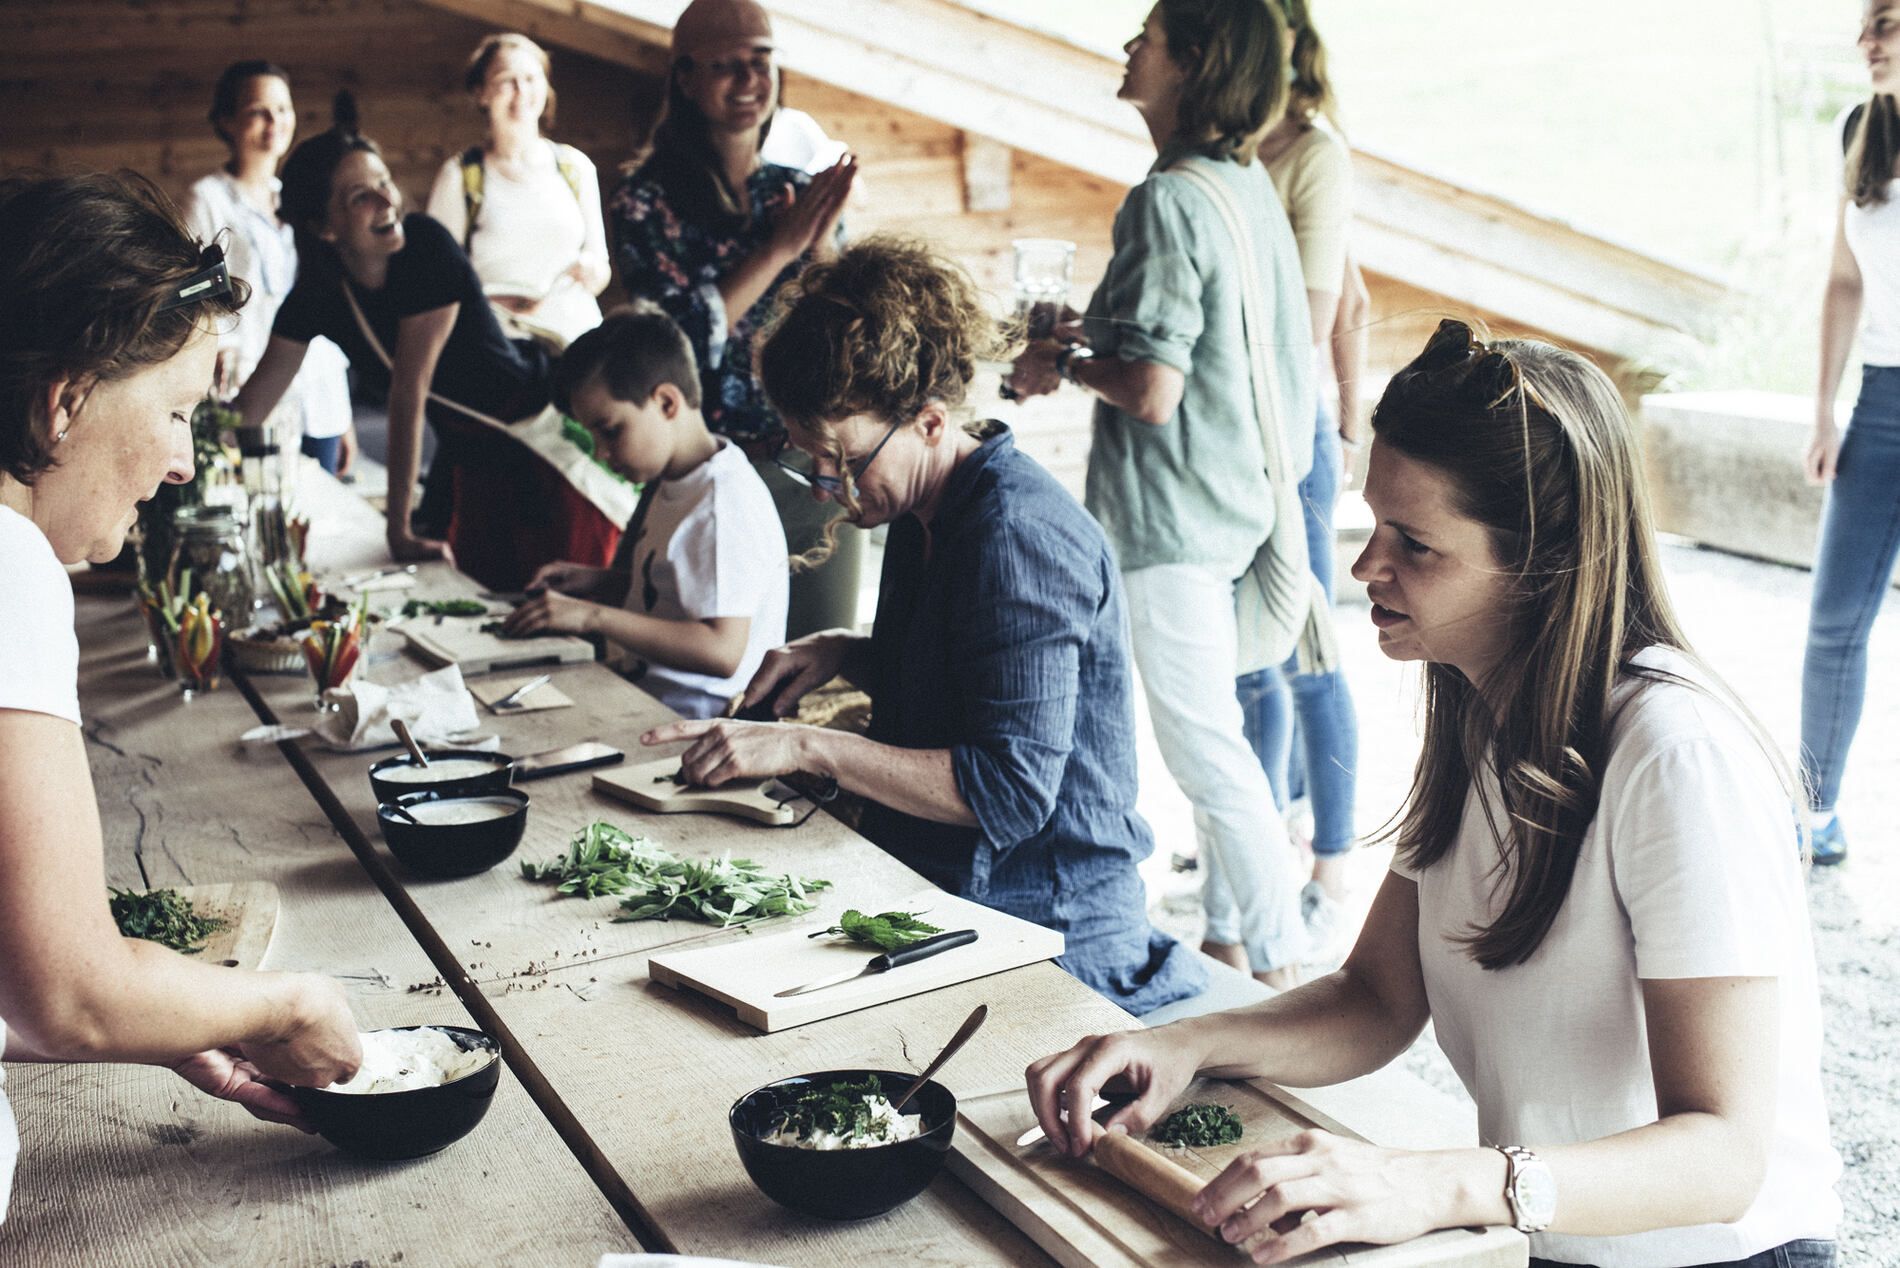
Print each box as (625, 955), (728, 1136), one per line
(166, 505), (254, 624)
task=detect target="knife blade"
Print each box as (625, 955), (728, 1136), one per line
(494, 673), (552, 710)
(1015, 1095), (1113, 1148)
(773, 928), (979, 998)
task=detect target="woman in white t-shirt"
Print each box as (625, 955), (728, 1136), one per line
(1025, 319), (1840, 1267)
(425, 32), (610, 347)
(182, 60), (355, 473)
(1798, 3), (1900, 866)
(0, 173), (361, 1222)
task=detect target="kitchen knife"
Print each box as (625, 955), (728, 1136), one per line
(1015, 1095), (1112, 1148)
(494, 673), (552, 710)
(772, 929), (979, 998)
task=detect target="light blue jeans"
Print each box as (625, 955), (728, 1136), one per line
(1237, 403), (1359, 854)
(1801, 363), (1900, 812)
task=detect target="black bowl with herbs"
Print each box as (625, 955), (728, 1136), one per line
(377, 788), (530, 878)
(290, 1025), (502, 1160)
(367, 748), (515, 805)
(728, 1069), (956, 1221)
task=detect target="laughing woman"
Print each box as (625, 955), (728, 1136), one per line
(1024, 321), (1840, 1267)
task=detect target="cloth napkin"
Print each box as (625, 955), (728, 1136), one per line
(315, 664), (492, 751)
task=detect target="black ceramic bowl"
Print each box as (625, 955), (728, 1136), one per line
(291, 1025), (502, 1160)
(728, 1068), (956, 1221)
(377, 788), (530, 877)
(367, 748), (515, 804)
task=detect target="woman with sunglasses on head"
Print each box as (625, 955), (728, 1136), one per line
(609, 0), (861, 639)
(1010, 0), (1322, 991)
(1022, 320), (1840, 1266)
(425, 33), (610, 347)
(182, 61), (355, 474)
(639, 237), (1206, 1018)
(0, 171), (363, 1221)
(233, 93), (626, 592)
(1798, 1), (1900, 866)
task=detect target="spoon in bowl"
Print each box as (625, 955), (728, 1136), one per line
(889, 1003), (988, 1114)
(382, 802), (424, 825)
(391, 718), (430, 769)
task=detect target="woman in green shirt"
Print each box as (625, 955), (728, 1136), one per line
(1010, 0), (1318, 988)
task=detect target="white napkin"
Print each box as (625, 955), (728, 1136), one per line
(315, 664), (493, 751)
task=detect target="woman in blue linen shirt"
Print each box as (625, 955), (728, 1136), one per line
(640, 238), (1204, 1016)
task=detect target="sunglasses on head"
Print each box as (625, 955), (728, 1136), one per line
(156, 243), (234, 314)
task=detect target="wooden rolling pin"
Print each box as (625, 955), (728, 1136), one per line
(1093, 1129), (1220, 1240)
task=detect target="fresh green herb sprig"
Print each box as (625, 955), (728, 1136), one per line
(1150, 1103), (1243, 1148)
(521, 821), (653, 898)
(108, 887), (228, 954)
(768, 1075), (903, 1143)
(814, 909), (942, 952)
(521, 821), (831, 926)
(402, 598), (490, 618)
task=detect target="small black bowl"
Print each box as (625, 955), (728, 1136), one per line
(728, 1068), (956, 1221)
(377, 788), (529, 877)
(291, 1025), (502, 1160)
(367, 748), (515, 804)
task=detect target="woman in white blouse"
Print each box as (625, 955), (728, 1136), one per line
(426, 33), (611, 347)
(183, 61), (355, 473)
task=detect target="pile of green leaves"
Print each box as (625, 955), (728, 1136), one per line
(523, 821), (831, 927)
(108, 887), (228, 954)
(402, 597), (490, 618)
(1151, 1103), (1244, 1148)
(814, 909), (942, 952)
(768, 1074), (900, 1143)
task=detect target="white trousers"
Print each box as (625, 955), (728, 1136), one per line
(1123, 563), (1309, 971)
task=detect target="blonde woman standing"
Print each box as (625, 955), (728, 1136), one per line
(426, 33), (610, 347)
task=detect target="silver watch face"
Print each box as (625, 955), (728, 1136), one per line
(1514, 1159), (1558, 1226)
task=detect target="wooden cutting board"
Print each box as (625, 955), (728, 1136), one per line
(949, 1077), (1526, 1267)
(592, 757), (802, 826)
(400, 615), (595, 677)
(124, 882), (280, 971)
(648, 890), (1065, 1032)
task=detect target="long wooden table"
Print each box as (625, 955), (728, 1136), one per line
(4, 468), (1522, 1266)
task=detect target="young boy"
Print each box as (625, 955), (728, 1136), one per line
(503, 303), (789, 720)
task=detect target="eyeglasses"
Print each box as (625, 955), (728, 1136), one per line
(156, 244), (234, 314)
(773, 421), (900, 497)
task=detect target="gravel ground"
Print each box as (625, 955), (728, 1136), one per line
(1138, 539), (1900, 1263)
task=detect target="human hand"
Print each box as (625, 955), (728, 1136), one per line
(502, 589), (596, 637)
(734, 632), (853, 719)
(235, 974), (362, 1091)
(767, 156), (858, 264)
(336, 426), (358, 477)
(525, 560), (598, 597)
(1191, 1133), (1451, 1263)
(386, 527), (452, 566)
(638, 717), (814, 786)
(170, 1047), (315, 1132)
(1007, 338), (1065, 401)
(1024, 1027), (1202, 1158)
(1805, 421), (1841, 485)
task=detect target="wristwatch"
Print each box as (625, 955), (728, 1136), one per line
(1054, 344), (1094, 384)
(1496, 1145), (1556, 1234)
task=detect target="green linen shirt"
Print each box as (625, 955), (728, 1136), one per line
(1082, 143), (1316, 577)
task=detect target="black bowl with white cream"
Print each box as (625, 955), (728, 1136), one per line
(292, 1025), (502, 1159)
(376, 788), (529, 877)
(367, 748), (514, 805)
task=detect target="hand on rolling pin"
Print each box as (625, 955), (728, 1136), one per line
(1024, 1028), (1198, 1159)
(1190, 1132), (1445, 1264)
(640, 717), (816, 787)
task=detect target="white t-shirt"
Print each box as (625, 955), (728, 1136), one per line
(608, 441), (789, 719)
(1840, 105), (1900, 367)
(1396, 647), (1839, 1266)
(761, 107), (848, 175)
(0, 505), (83, 1221)
(181, 172), (353, 440)
(426, 141), (608, 346)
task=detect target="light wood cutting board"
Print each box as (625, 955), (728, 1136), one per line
(593, 757), (803, 826)
(400, 615), (595, 677)
(949, 1077), (1526, 1267)
(648, 889), (1065, 1032)
(121, 881), (280, 971)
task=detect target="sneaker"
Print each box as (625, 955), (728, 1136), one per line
(1301, 880), (1344, 965)
(1808, 815), (1847, 867)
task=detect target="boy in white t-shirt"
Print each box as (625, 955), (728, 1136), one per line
(503, 303), (788, 719)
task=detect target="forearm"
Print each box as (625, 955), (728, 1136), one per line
(715, 243), (796, 332)
(382, 390), (428, 537)
(800, 730), (979, 828)
(590, 606), (748, 679)
(1817, 280), (1863, 418)
(1171, 962), (1430, 1088)
(1332, 303), (1369, 444)
(1068, 354), (1184, 425)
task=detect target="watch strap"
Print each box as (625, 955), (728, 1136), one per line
(1496, 1144), (1553, 1234)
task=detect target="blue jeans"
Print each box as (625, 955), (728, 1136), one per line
(301, 432), (343, 474)
(1532, 1239), (1834, 1268)
(1801, 363), (1900, 811)
(1237, 402), (1359, 855)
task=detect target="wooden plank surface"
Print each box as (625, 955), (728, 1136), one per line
(0, 596), (636, 1266)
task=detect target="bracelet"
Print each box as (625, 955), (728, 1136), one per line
(1055, 345), (1094, 384)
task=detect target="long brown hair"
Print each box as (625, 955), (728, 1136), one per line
(630, 61), (773, 230)
(1278, 0), (1341, 132)
(1158, 0), (1288, 162)
(1846, 95), (1900, 208)
(1376, 320), (1703, 969)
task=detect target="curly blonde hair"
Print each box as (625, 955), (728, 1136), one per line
(757, 236), (1015, 563)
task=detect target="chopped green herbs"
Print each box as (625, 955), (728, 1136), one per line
(108, 888), (228, 954)
(768, 1075), (897, 1143)
(814, 909), (942, 952)
(521, 821), (831, 926)
(401, 598), (489, 618)
(1151, 1103), (1243, 1148)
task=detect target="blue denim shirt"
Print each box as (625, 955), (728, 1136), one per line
(862, 425), (1205, 1015)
